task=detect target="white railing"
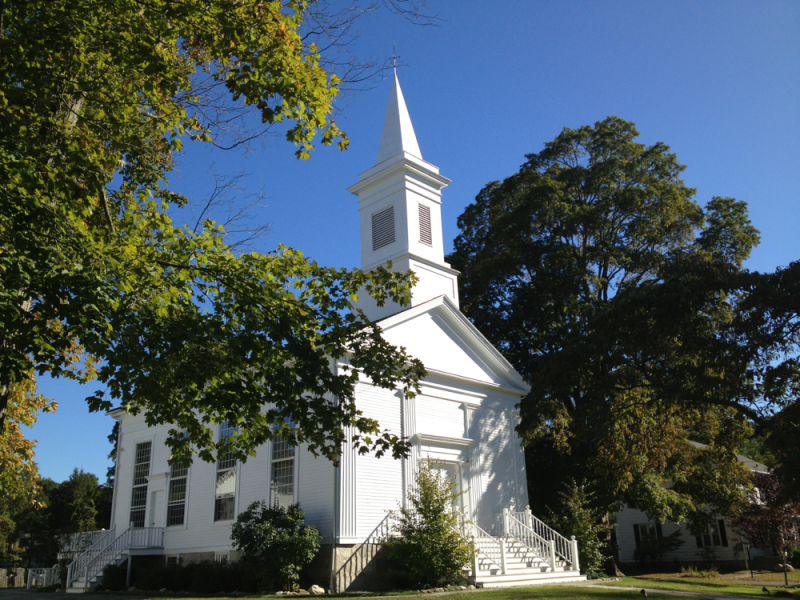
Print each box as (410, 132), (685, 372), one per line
(457, 514), (504, 576)
(504, 511), (556, 571)
(66, 526), (116, 588)
(58, 530), (110, 560)
(334, 512), (398, 593)
(503, 508), (579, 572)
(68, 527), (164, 590)
(27, 567), (59, 589)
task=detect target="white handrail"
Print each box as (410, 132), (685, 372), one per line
(82, 527), (164, 589)
(503, 510), (556, 571)
(65, 527), (163, 590)
(66, 526), (116, 587)
(450, 507), (502, 575)
(503, 508), (579, 571)
(334, 511), (398, 593)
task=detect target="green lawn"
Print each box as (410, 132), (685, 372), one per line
(602, 576), (797, 598)
(49, 586), (759, 600)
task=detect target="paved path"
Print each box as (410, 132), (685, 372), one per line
(583, 583), (768, 600)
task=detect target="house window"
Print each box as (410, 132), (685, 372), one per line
(214, 422), (237, 522)
(632, 522), (661, 548)
(166, 462), (188, 526)
(372, 206), (395, 251)
(696, 520), (728, 548)
(166, 556), (180, 566)
(418, 204), (432, 246)
(129, 441), (152, 527)
(215, 552), (229, 564)
(271, 428), (295, 508)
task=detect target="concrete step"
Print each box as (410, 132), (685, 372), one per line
(474, 570), (586, 589)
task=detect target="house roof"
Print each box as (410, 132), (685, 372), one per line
(688, 440), (771, 474)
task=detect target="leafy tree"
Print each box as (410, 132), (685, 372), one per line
(731, 472), (800, 587)
(384, 460), (474, 586)
(545, 481), (608, 575)
(1, 0), (426, 469)
(231, 500), (321, 591)
(632, 529), (684, 566)
(449, 117), (771, 528)
(0, 373), (56, 507)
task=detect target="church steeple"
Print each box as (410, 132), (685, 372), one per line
(376, 74), (422, 164)
(348, 74), (460, 321)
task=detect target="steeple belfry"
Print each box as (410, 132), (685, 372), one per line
(348, 74), (460, 321)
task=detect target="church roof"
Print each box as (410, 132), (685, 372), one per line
(375, 294), (531, 397)
(375, 73), (422, 165)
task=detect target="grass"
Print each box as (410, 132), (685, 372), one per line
(6, 586), (735, 600)
(601, 575), (798, 598)
(95, 590), (695, 600)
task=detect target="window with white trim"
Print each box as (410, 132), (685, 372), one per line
(695, 519), (728, 548)
(632, 522), (660, 548)
(270, 428), (295, 508)
(129, 441), (152, 527)
(214, 422), (237, 521)
(166, 461), (188, 526)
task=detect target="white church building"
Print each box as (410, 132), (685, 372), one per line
(65, 75), (584, 592)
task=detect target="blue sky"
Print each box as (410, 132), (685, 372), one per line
(26, 0), (800, 483)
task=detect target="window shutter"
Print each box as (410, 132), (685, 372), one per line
(372, 206), (395, 251)
(633, 524), (641, 548)
(718, 519), (728, 547)
(418, 204), (432, 246)
(656, 522), (663, 538)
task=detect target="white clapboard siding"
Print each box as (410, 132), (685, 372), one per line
(473, 407), (522, 520)
(355, 384), (403, 539)
(615, 506), (767, 564)
(298, 446), (335, 539)
(416, 394), (466, 440)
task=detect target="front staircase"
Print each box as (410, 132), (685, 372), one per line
(334, 506), (585, 591)
(465, 509), (585, 588)
(65, 526), (164, 593)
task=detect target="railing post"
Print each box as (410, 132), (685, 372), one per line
(570, 536), (580, 572)
(502, 508), (509, 536)
(499, 539), (507, 575)
(525, 505), (533, 529)
(548, 540), (556, 572)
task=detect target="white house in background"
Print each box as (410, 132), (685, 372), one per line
(65, 75), (585, 593)
(616, 444), (772, 570)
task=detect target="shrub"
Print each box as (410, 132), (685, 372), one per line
(545, 481), (608, 574)
(633, 529), (685, 565)
(99, 559), (260, 593)
(99, 562), (127, 591)
(231, 500), (321, 591)
(383, 460), (474, 586)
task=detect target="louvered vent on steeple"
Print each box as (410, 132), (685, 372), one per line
(418, 204), (432, 246)
(372, 206), (395, 251)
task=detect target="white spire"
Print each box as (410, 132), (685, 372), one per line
(375, 73), (421, 164)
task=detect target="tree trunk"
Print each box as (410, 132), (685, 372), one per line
(0, 379), (9, 435)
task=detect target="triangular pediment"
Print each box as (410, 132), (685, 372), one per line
(375, 296), (529, 395)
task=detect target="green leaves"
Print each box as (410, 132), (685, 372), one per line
(384, 460), (475, 586)
(449, 116), (784, 522)
(231, 500), (321, 591)
(1, 0), (424, 468)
